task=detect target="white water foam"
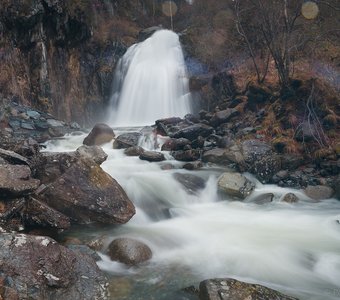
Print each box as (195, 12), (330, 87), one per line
(45, 132), (340, 300)
(108, 30), (192, 127)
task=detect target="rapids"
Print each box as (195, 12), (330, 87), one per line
(45, 131), (340, 300)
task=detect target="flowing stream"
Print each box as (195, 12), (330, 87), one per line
(46, 29), (340, 299)
(45, 131), (340, 300)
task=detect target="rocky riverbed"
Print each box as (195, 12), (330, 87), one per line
(1, 96), (339, 299)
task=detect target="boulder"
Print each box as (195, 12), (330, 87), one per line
(83, 123), (115, 146)
(161, 138), (191, 151)
(173, 173), (206, 194)
(76, 145), (108, 165)
(172, 124), (214, 140)
(282, 193), (299, 203)
(0, 233), (108, 300)
(124, 146), (144, 156)
(209, 108), (240, 127)
(35, 152), (79, 184)
(24, 197), (71, 230)
(171, 149), (201, 162)
(36, 158), (135, 224)
(304, 185), (334, 200)
(155, 117), (183, 136)
(113, 132), (142, 149)
(242, 140), (281, 183)
(202, 146), (244, 167)
(218, 172), (255, 199)
(0, 164), (40, 197)
(107, 238), (152, 266)
(139, 151), (165, 162)
(199, 278), (297, 300)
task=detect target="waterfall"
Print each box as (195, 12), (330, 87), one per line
(109, 29), (192, 127)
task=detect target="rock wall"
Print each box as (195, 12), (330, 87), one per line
(0, 0), (142, 125)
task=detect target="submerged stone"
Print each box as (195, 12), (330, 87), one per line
(107, 238), (152, 266)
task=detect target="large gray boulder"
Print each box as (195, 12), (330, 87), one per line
(0, 233), (108, 300)
(36, 157), (135, 224)
(199, 278), (297, 300)
(107, 238), (152, 266)
(218, 172), (255, 199)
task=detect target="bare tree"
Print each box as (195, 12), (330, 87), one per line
(233, 0), (302, 88)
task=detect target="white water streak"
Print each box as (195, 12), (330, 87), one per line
(109, 30), (192, 126)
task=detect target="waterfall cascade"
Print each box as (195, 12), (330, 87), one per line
(109, 29), (192, 126)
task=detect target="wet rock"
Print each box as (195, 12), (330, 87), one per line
(24, 197), (70, 230)
(242, 140), (281, 183)
(173, 173), (206, 194)
(304, 185), (334, 200)
(87, 237), (106, 251)
(0, 148), (30, 165)
(107, 238), (152, 266)
(67, 244), (101, 262)
(252, 193), (274, 205)
(172, 123), (214, 140)
(0, 198), (25, 229)
(0, 164), (40, 197)
(171, 149), (201, 162)
(76, 145), (108, 165)
(199, 278), (297, 300)
(272, 170), (289, 184)
(218, 172), (255, 199)
(35, 152), (79, 184)
(0, 233), (108, 299)
(139, 151), (165, 162)
(83, 123), (115, 146)
(113, 132), (142, 149)
(161, 138), (191, 151)
(124, 146), (144, 156)
(282, 193), (299, 203)
(209, 108), (240, 127)
(36, 158), (135, 224)
(202, 146), (244, 168)
(155, 117), (183, 136)
(183, 161), (203, 170)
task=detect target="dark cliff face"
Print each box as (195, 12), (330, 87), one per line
(0, 0), (140, 125)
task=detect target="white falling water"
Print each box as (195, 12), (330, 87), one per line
(109, 29), (192, 126)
